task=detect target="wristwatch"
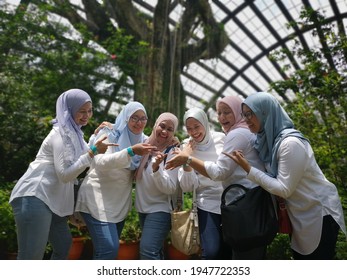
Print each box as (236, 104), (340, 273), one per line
(185, 156), (192, 166)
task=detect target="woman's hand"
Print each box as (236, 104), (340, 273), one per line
(152, 153), (167, 173)
(222, 150), (251, 173)
(131, 143), (157, 156)
(94, 121), (112, 135)
(165, 150), (190, 170)
(94, 136), (118, 154)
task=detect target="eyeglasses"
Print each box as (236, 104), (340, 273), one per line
(130, 116), (148, 123)
(240, 111), (254, 120)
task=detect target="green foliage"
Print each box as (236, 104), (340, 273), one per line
(267, 234), (292, 260)
(0, 183), (17, 252)
(0, 6), (132, 183)
(269, 8), (347, 193)
(120, 189), (141, 243)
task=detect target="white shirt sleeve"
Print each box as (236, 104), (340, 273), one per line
(247, 137), (307, 198)
(178, 167), (199, 192)
(205, 129), (255, 181)
(52, 135), (92, 183)
(151, 151), (179, 195)
(93, 149), (131, 171)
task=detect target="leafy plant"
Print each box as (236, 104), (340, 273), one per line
(120, 189), (141, 243)
(0, 183), (17, 253)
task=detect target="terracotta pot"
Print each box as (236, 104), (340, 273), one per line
(166, 243), (189, 260)
(68, 237), (86, 260)
(116, 240), (140, 260)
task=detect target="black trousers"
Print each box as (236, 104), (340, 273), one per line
(292, 215), (340, 260)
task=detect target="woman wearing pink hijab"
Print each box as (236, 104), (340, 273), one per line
(166, 96), (266, 259)
(135, 112), (180, 260)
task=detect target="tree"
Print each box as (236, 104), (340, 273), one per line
(11, 0), (228, 126)
(0, 5), (119, 182)
(269, 8), (347, 192)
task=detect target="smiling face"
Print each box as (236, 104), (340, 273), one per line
(155, 120), (175, 146)
(185, 117), (206, 143)
(128, 109), (147, 135)
(217, 102), (235, 133)
(242, 104), (261, 133)
(73, 101), (93, 126)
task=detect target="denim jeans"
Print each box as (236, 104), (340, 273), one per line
(198, 208), (223, 259)
(11, 196), (72, 260)
(139, 212), (171, 260)
(81, 212), (124, 260)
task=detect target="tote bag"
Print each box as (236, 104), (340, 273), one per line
(171, 188), (200, 255)
(221, 184), (278, 251)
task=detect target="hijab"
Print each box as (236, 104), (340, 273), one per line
(135, 112), (178, 180)
(216, 95), (249, 133)
(52, 88), (91, 166)
(244, 92), (308, 176)
(183, 107), (212, 152)
(96, 101), (147, 170)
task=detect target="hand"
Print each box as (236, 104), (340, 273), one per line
(131, 143), (157, 156)
(222, 150), (251, 173)
(165, 150), (190, 170)
(95, 136), (118, 154)
(94, 121), (112, 135)
(152, 153), (167, 172)
(182, 140), (194, 155)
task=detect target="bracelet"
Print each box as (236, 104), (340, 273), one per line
(127, 147), (135, 157)
(90, 145), (98, 155)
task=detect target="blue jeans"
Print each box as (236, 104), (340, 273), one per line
(11, 196), (72, 260)
(198, 208), (223, 259)
(81, 212), (124, 260)
(139, 212), (171, 260)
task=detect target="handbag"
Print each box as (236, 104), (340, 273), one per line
(277, 197), (293, 234)
(221, 184), (278, 252)
(170, 187), (200, 255)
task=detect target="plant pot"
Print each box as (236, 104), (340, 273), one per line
(166, 243), (189, 260)
(116, 240), (140, 260)
(68, 237), (86, 260)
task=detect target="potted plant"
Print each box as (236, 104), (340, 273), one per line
(0, 185), (18, 259)
(68, 219), (90, 260)
(117, 189), (141, 260)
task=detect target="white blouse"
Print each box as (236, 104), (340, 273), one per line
(75, 149), (133, 223)
(205, 127), (265, 189)
(178, 131), (225, 214)
(135, 150), (179, 214)
(247, 136), (346, 254)
(10, 127), (92, 216)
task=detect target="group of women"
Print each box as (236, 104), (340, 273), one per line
(9, 88), (346, 260)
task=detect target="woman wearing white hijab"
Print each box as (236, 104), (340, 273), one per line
(177, 108), (225, 259)
(224, 92), (346, 259)
(76, 101), (155, 260)
(166, 96), (266, 259)
(10, 89), (108, 260)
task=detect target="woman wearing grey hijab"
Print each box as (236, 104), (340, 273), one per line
(9, 89), (109, 260)
(224, 92), (346, 259)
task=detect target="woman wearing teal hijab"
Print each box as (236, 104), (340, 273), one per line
(224, 92), (346, 259)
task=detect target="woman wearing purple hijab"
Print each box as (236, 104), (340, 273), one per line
(9, 89), (109, 260)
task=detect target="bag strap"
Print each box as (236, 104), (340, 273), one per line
(221, 184), (248, 205)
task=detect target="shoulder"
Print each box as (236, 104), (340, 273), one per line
(226, 127), (255, 141)
(211, 131), (225, 142)
(278, 136), (308, 157)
